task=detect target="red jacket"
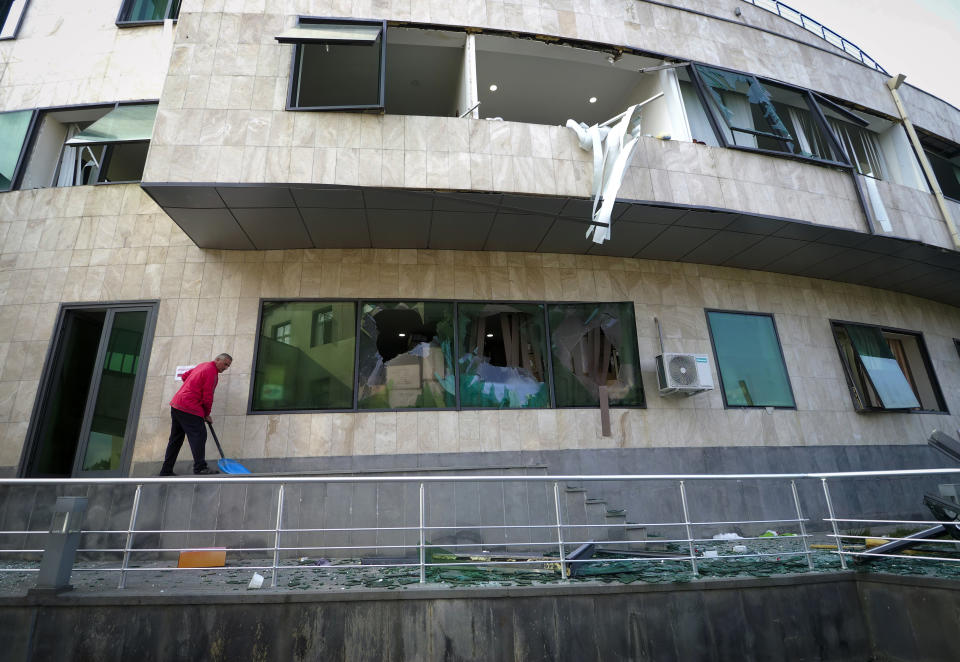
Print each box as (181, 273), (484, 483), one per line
(171, 361), (219, 418)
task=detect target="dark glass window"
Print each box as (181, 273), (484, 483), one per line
(0, 0), (29, 39)
(458, 303), (549, 408)
(694, 65), (841, 163)
(706, 311), (795, 408)
(357, 301), (455, 409)
(832, 322), (947, 413)
(118, 0), (180, 24)
(280, 19), (385, 110)
(252, 301), (356, 411)
(0, 108), (32, 191)
(925, 149), (960, 202)
(548, 303), (644, 407)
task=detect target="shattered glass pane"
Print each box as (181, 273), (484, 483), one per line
(357, 301), (455, 409)
(252, 301), (356, 411)
(457, 303), (549, 408)
(547, 303), (644, 407)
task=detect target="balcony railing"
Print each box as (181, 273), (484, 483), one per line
(741, 0), (888, 74)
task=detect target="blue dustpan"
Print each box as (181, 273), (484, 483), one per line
(207, 422), (251, 474)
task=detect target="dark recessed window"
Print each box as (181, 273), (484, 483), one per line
(278, 18), (386, 110)
(0, 108), (33, 191)
(706, 311), (795, 408)
(0, 0), (29, 39)
(117, 0), (181, 25)
(458, 302), (549, 408)
(832, 322), (947, 413)
(252, 301), (356, 412)
(357, 301), (455, 409)
(547, 303), (644, 408)
(693, 64), (843, 164)
(924, 147), (960, 202)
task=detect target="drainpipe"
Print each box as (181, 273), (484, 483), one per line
(886, 74), (960, 250)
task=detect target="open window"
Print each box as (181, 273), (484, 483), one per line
(384, 28), (469, 117)
(18, 102), (156, 189)
(919, 132), (960, 203)
(279, 18), (386, 110)
(117, 0), (180, 26)
(0, 0), (29, 39)
(706, 311), (795, 409)
(831, 321), (947, 413)
(692, 64), (844, 164)
(0, 108), (33, 191)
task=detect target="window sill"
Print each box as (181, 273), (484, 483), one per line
(116, 19), (177, 28)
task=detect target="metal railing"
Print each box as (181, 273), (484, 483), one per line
(0, 468), (958, 591)
(741, 0), (888, 74)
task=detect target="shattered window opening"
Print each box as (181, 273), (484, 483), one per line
(357, 302), (456, 410)
(548, 303), (644, 408)
(457, 303), (550, 409)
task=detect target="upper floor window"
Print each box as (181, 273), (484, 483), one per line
(920, 133), (960, 203)
(831, 321), (947, 413)
(705, 310), (795, 409)
(17, 102), (156, 190)
(117, 0), (181, 26)
(0, 109), (33, 192)
(0, 0), (29, 39)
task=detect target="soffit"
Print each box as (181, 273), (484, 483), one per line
(141, 182), (960, 309)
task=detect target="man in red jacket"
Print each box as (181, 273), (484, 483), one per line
(159, 353), (232, 476)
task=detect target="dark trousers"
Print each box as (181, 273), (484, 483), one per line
(161, 408), (209, 473)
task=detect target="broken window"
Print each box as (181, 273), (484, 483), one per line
(693, 65), (841, 163)
(117, 0), (180, 25)
(357, 301), (455, 409)
(921, 134), (960, 202)
(279, 18), (386, 110)
(548, 303), (643, 408)
(832, 322), (947, 413)
(457, 303), (549, 408)
(0, 0), (28, 39)
(384, 28), (469, 117)
(251, 301), (356, 412)
(18, 102), (156, 189)
(706, 311), (795, 408)
(0, 108), (32, 191)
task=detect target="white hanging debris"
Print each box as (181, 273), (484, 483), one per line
(248, 572), (264, 589)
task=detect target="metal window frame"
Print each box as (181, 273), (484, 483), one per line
(116, 0), (180, 27)
(283, 17), (387, 112)
(246, 298), (647, 415)
(18, 300), (160, 478)
(829, 319), (950, 415)
(0, 0), (30, 40)
(704, 309), (798, 411)
(0, 107), (37, 192)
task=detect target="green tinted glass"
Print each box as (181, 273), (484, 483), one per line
(843, 324), (921, 410)
(707, 312), (795, 407)
(120, 0), (173, 22)
(458, 303), (549, 408)
(548, 303), (644, 407)
(0, 109), (32, 191)
(252, 301), (356, 411)
(357, 301), (455, 409)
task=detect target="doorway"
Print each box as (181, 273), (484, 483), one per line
(20, 302), (158, 477)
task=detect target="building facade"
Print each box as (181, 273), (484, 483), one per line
(1, 0), (959, 483)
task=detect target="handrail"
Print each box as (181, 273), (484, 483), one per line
(740, 0), (888, 75)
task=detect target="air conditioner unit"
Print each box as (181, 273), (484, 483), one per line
(655, 353), (714, 396)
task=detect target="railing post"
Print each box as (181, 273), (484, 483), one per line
(679, 481), (698, 577)
(821, 478), (847, 570)
(118, 484), (142, 589)
(552, 482), (568, 580)
(419, 482), (426, 584)
(272, 484), (285, 588)
(791, 480), (814, 570)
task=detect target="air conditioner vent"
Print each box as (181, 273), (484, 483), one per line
(655, 353), (714, 396)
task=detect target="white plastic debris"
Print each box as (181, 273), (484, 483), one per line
(248, 572), (264, 589)
(713, 533), (743, 540)
(703, 550), (719, 558)
(733, 545), (748, 554)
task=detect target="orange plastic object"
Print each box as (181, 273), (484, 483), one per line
(177, 548), (226, 568)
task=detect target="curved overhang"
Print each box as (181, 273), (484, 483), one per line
(142, 182), (960, 308)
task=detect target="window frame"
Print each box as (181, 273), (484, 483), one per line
(829, 319), (949, 414)
(283, 16), (388, 112)
(0, 0), (30, 40)
(704, 309), (797, 410)
(0, 107), (37, 192)
(116, 0), (180, 27)
(247, 298), (646, 415)
(688, 62), (852, 170)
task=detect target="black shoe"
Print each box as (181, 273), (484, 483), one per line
(194, 467), (219, 475)
(158, 471), (177, 476)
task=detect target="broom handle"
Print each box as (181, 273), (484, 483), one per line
(207, 421), (227, 460)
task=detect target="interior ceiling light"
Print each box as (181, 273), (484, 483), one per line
(489, 84), (498, 92)
(486, 333), (494, 338)
(398, 332), (406, 337)
(589, 97), (598, 104)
